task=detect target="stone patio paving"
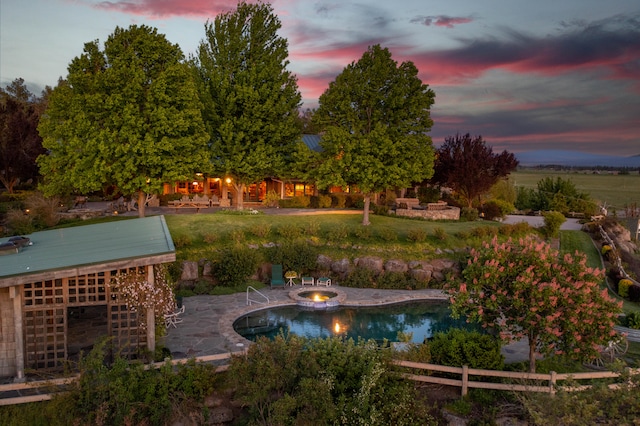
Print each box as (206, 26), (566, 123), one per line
(162, 286), (532, 364)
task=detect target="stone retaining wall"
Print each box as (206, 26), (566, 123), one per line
(179, 255), (460, 286)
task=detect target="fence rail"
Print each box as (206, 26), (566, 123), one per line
(393, 360), (639, 396)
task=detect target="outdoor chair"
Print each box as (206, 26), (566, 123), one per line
(164, 305), (185, 328)
(301, 276), (314, 286)
(270, 264), (286, 288)
(317, 277), (331, 286)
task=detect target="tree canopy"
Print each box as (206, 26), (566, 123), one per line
(0, 79), (48, 193)
(38, 25), (209, 217)
(314, 44), (436, 225)
(514, 176), (598, 217)
(431, 133), (518, 208)
(447, 236), (622, 373)
(195, 1), (301, 209)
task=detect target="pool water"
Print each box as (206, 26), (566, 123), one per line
(233, 301), (478, 344)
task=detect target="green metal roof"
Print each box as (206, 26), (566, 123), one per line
(0, 216), (175, 283)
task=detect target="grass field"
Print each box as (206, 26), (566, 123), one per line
(163, 212), (503, 262)
(510, 169), (640, 212)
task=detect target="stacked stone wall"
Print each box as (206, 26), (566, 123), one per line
(394, 206), (460, 220)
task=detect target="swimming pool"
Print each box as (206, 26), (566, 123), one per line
(233, 301), (477, 344)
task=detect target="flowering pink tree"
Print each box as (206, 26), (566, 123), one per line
(447, 236), (622, 373)
(111, 265), (176, 331)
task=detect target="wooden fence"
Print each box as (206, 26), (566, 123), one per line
(1, 352), (638, 406)
(393, 360), (639, 396)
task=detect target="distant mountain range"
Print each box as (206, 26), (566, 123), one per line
(516, 150), (640, 168)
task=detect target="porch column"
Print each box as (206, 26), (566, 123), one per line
(146, 266), (155, 352)
(9, 286), (24, 381)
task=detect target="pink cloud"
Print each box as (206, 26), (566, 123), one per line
(91, 0), (238, 18)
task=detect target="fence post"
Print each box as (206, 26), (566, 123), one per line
(462, 365), (469, 396)
(549, 371), (557, 395)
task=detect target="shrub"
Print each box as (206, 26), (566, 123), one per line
(4, 209), (35, 235)
(326, 223), (349, 241)
(372, 204), (389, 215)
(330, 193), (346, 208)
(429, 328), (504, 370)
(249, 223), (271, 238)
(342, 267), (377, 288)
(213, 245), (260, 287)
(407, 228), (428, 242)
(278, 195), (311, 208)
(470, 226), (499, 239)
(268, 241), (318, 274)
(303, 220), (320, 236)
(417, 185), (441, 203)
(228, 335), (432, 425)
(377, 227), (397, 241)
(354, 225), (372, 240)
(542, 211), (566, 238)
(317, 194), (332, 208)
(277, 224), (302, 240)
(377, 271), (413, 289)
(433, 227), (448, 241)
(628, 283), (640, 302)
(25, 192), (61, 228)
(460, 207), (479, 222)
(229, 229), (245, 243)
(346, 193), (364, 208)
(625, 312), (640, 329)
(618, 278), (633, 298)
(481, 199), (514, 220)
(263, 190), (280, 207)
(172, 234), (193, 248)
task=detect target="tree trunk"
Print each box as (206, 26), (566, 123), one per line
(137, 190), (146, 218)
(362, 194), (372, 226)
(234, 182), (244, 210)
(528, 334), (537, 373)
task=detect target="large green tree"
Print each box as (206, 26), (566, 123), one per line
(0, 79), (48, 193)
(314, 44), (435, 225)
(447, 236), (622, 373)
(431, 133), (518, 208)
(195, 1), (301, 209)
(38, 25), (209, 217)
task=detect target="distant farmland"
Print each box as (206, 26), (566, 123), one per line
(509, 169), (640, 212)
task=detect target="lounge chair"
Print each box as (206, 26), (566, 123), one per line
(301, 276), (314, 286)
(317, 277), (331, 286)
(270, 264), (285, 288)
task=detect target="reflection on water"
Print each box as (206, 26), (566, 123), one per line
(233, 301), (477, 343)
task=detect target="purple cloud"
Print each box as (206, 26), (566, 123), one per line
(410, 15), (473, 28)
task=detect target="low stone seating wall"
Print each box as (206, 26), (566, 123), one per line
(394, 205), (460, 220)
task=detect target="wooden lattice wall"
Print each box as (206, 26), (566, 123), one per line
(21, 267), (148, 372)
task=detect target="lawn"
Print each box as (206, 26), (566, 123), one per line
(163, 211), (503, 262)
(510, 169), (640, 211)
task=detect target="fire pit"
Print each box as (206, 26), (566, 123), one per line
(289, 287), (346, 309)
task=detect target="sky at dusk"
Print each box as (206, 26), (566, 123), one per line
(2, 0), (640, 156)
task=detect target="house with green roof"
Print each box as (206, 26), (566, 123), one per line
(0, 216), (175, 380)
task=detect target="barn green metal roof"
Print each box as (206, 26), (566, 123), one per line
(0, 216), (175, 282)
